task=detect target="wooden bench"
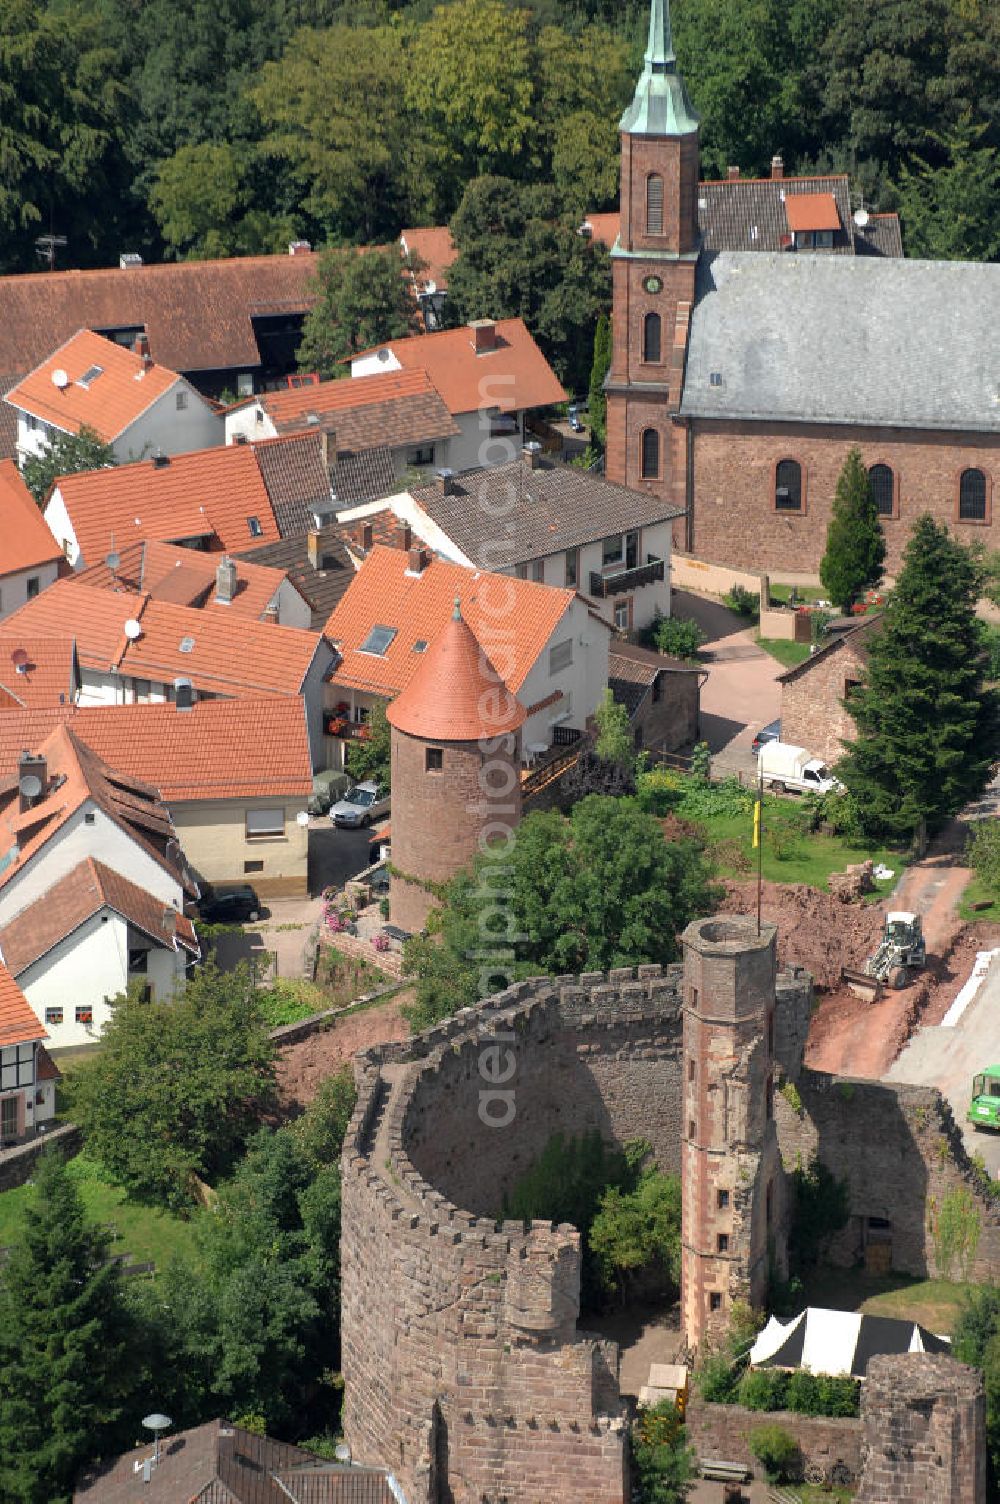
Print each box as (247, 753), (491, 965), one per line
(700, 1458), (753, 1483)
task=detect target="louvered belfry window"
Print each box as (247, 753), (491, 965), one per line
(646, 174), (664, 235)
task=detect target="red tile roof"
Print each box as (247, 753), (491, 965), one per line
(0, 697), (313, 803)
(120, 598), (324, 698)
(581, 212), (621, 248)
(77, 539), (290, 620)
(5, 329), (180, 442)
(0, 959), (45, 1046)
(50, 442), (282, 563)
(0, 722), (188, 896)
(353, 318), (567, 416)
(259, 367), (459, 450)
(399, 226), (458, 292)
(0, 856), (198, 977)
(3, 579), (135, 672)
(0, 251), (320, 381)
(784, 192), (841, 232)
(0, 460), (64, 577)
(387, 603), (526, 741)
(324, 544), (573, 696)
(0, 637), (78, 709)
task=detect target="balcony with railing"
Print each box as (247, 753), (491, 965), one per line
(589, 555), (665, 599)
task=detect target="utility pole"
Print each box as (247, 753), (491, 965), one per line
(34, 233), (67, 271)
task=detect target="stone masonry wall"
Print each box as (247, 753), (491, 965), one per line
(780, 634), (872, 768)
(775, 1072), (1000, 1281)
(686, 1397), (862, 1481)
(857, 1353), (986, 1504)
(689, 419), (1000, 577)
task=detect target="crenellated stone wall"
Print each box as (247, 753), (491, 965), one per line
(857, 1353), (986, 1503)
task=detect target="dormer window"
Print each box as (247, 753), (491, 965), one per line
(247, 516), (263, 537)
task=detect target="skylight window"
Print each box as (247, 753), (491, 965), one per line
(77, 365), (104, 389)
(359, 625), (397, 656)
(178, 636), (196, 654)
(412, 640), (428, 653)
(247, 516), (263, 537)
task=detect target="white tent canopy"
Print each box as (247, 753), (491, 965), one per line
(749, 1307), (950, 1379)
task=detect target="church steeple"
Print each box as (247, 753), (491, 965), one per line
(620, 0), (699, 138)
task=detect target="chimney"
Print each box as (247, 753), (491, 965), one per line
(727, 165), (740, 182)
(360, 522), (374, 551)
(135, 332), (153, 371)
(408, 546), (429, 575)
(522, 441), (542, 470)
(215, 555), (237, 605)
(263, 603), (279, 625)
(400, 522), (412, 551)
(17, 751), (46, 813)
(771, 154), (784, 180)
(468, 318), (497, 354)
(152, 451), (170, 469)
(307, 529), (321, 570)
(436, 468), (454, 495)
(318, 425), (337, 479)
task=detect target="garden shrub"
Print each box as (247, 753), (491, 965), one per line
(652, 614), (706, 661)
(967, 819), (1000, 896)
(676, 775), (753, 821)
(724, 583), (760, 618)
(708, 836), (752, 875)
(696, 1351), (741, 1404)
(749, 1424), (801, 1483)
(637, 767), (685, 815)
(738, 1367), (788, 1412)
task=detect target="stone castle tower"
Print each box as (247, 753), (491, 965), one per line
(680, 916), (786, 1351)
(386, 599), (525, 932)
(605, 0), (699, 519)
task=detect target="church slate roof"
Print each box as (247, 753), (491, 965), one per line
(698, 176), (902, 257)
(680, 251), (1000, 432)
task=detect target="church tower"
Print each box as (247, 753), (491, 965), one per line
(605, 0), (699, 525)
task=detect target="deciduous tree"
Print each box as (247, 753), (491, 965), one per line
(588, 313), (612, 448)
(71, 963), (276, 1209)
(345, 701), (392, 790)
(21, 425), (117, 507)
(836, 515), (999, 845)
(819, 447), (886, 612)
(296, 247), (422, 379)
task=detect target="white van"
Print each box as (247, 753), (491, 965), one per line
(758, 741), (842, 796)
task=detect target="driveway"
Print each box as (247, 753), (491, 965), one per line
(887, 956), (1000, 1179)
(307, 824), (374, 896)
(671, 591), (783, 769)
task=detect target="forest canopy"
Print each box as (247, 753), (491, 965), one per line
(2, 0), (998, 276)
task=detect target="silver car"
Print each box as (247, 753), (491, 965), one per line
(329, 781), (390, 828)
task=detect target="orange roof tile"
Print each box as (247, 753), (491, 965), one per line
(0, 856), (198, 978)
(353, 318), (567, 415)
(77, 539), (290, 620)
(6, 329), (181, 442)
(0, 959), (45, 1046)
(0, 460), (63, 577)
(3, 579), (136, 672)
(120, 599), (324, 697)
(581, 212), (621, 248)
(50, 442), (282, 564)
(258, 367), (459, 448)
(784, 193), (841, 232)
(0, 698), (313, 804)
(0, 722), (187, 896)
(387, 602), (525, 741)
(324, 545), (573, 697)
(0, 637), (78, 709)
(400, 227), (458, 292)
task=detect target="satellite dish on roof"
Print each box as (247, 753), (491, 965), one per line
(10, 648), (29, 671)
(425, 279), (437, 295)
(376, 348), (390, 362)
(124, 618), (143, 640)
(51, 368), (69, 390)
(854, 207), (870, 228)
(105, 550), (121, 573)
(19, 774), (42, 800)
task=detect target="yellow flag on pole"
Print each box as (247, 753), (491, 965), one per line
(752, 793), (761, 849)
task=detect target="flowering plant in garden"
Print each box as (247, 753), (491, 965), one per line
(372, 933), (391, 953)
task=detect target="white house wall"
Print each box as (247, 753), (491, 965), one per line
(438, 410), (523, 475)
(514, 596), (611, 749)
(274, 578), (313, 629)
(0, 560), (61, 620)
(43, 485), (81, 568)
(170, 797), (309, 896)
(0, 802), (183, 925)
(115, 380), (223, 462)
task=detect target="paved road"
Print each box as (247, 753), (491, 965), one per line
(307, 824), (374, 896)
(886, 956), (1000, 1179)
(671, 590), (782, 769)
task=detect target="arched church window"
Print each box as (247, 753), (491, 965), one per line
(868, 463), (894, 517)
(643, 312), (661, 363)
(641, 428), (659, 479)
(646, 174), (664, 236)
(775, 459), (802, 512)
(959, 468), (987, 521)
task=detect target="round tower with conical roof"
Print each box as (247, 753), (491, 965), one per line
(386, 599), (526, 933)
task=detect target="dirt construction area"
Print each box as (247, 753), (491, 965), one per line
(722, 871), (999, 1084)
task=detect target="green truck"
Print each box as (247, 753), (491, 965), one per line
(968, 1066), (1000, 1130)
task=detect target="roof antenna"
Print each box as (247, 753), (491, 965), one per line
(453, 596), (462, 620)
(105, 533), (121, 591)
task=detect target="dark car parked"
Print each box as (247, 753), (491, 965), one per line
(197, 884), (263, 923)
(751, 718), (781, 757)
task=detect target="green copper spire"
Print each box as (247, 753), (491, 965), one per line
(619, 0), (700, 137)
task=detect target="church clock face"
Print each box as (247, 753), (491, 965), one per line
(643, 275), (663, 294)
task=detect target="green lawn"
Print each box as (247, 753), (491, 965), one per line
(958, 876), (1000, 922)
(756, 634), (814, 668)
(702, 805), (904, 894)
(798, 1268), (975, 1335)
(768, 583), (826, 606)
(0, 1154), (200, 1272)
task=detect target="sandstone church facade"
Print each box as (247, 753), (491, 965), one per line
(605, 0), (1000, 576)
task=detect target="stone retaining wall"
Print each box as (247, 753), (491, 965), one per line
(0, 1124), (82, 1193)
(686, 1397), (862, 1480)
